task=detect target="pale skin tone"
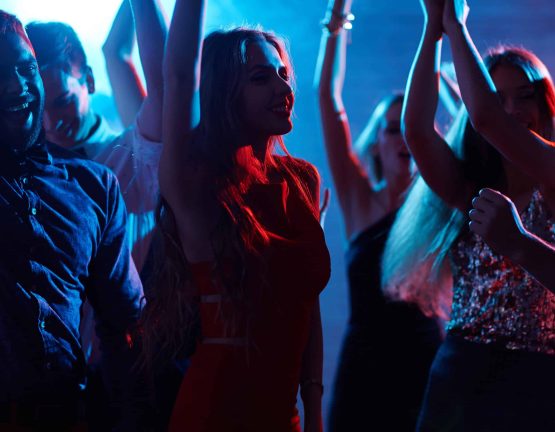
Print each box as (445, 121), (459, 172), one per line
(102, 0), (147, 128)
(41, 0), (166, 147)
(470, 188), (555, 294)
(161, 0), (323, 429)
(315, 0), (412, 240)
(405, 0), (555, 292)
(403, 0), (555, 214)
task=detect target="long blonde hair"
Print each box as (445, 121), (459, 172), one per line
(381, 46), (555, 320)
(354, 93), (404, 188)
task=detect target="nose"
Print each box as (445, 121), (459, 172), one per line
(276, 76), (293, 97)
(502, 97), (519, 116)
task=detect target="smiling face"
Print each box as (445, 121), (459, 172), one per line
(239, 40), (294, 148)
(491, 64), (541, 133)
(0, 31), (44, 153)
(40, 64), (96, 148)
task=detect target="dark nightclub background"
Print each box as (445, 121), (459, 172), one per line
(6, 0), (555, 422)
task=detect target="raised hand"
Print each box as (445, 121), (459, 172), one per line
(443, 0), (469, 33)
(468, 188), (526, 257)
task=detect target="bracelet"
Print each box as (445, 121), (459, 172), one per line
(300, 379), (324, 395)
(321, 9), (355, 35)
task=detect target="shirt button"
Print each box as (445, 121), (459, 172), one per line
(39, 320), (46, 329)
(21, 177), (29, 185)
(45, 362), (52, 370)
(30, 208), (37, 216)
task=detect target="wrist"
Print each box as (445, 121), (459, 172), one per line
(321, 8), (354, 35)
(508, 229), (534, 264)
(443, 20), (466, 37)
(424, 18), (443, 40)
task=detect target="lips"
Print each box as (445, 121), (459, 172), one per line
(1, 95), (36, 113)
(4, 102), (30, 112)
(0, 97), (37, 131)
(269, 100), (292, 117)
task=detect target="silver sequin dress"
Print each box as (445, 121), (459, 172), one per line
(447, 190), (555, 355)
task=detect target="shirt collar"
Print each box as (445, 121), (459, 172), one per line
(0, 131), (52, 174)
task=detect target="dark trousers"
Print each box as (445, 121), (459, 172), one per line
(417, 335), (555, 432)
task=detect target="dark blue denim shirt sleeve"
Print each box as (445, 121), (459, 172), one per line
(85, 168), (144, 402)
(0, 140), (143, 403)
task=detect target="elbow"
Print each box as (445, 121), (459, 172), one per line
(101, 42), (115, 59)
(466, 100), (499, 136)
(102, 42), (129, 62)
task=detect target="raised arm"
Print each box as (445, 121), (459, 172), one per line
(159, 0), (205, 206)
(103, 1), (146, 128)
(403, 0), (470, 210)
(130, 0), (167, 141)
(315, 0), (373, 235)
(443, 0), (555, 188)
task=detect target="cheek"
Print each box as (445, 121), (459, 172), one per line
(42, 109), (56, 129)
(76, 93), (89, 116)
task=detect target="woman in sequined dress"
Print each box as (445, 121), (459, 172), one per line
(314, 0), (442, 430)
(382, 0), (555, 430)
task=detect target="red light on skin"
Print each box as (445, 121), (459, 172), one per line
(126, 332), (133, 348)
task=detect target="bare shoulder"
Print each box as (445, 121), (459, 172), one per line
(277, 156), (321, 203)
(278, 156), (320, 186)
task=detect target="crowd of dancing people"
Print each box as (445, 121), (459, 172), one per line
(1, 0), (555, 430)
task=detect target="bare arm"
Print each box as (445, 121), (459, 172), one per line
(300, 301), (324, 432)
(470, 188), (555, 293)
(159, 0), (204, 206)
(130, 0), (167, 141)
(443, 0), (555, 188)
(102, 1), (145, 127)
(403, 0), (471, 210)
(315, 0), (372, 236)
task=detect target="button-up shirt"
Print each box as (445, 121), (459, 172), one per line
(0, 136), (143, 403)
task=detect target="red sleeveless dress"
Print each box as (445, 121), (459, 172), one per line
(169, 177), (330, 432)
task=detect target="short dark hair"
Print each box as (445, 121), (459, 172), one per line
(0, 10), (33, 49)
(25, 21), (88, 77)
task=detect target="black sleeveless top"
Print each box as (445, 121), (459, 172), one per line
(345, 212), (438, 334)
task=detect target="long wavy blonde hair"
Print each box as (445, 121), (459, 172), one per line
(381, 46), (555, 320)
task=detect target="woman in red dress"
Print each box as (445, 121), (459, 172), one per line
(140, 0), (330, 431)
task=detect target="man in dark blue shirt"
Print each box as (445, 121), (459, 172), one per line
(0, 10), (143, 429)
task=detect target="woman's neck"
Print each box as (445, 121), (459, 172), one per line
(381, 171), (413, 212)
(503, 158), (536, 196)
